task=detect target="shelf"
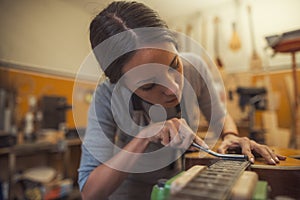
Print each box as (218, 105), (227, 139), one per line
(0, 138), (82, 200)
(273, 37), (300, 53)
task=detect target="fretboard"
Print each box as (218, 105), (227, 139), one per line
(170, 160), (251, 200)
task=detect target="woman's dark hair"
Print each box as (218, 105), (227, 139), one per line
(90, 1), (177, 83)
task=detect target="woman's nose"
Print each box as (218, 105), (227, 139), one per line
(163, 77), (179, 96)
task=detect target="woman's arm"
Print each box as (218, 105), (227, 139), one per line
(81, 136), (149, 200)
(221, 114), (239, 139)
(81, 118), (208, 200)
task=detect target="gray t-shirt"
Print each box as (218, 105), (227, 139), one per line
(77, 52), (225, 200)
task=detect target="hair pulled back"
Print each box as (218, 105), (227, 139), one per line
(90, 1), (177, 83)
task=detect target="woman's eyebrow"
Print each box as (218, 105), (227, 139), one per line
(135, 55), (178, 86)
(136, 77), (155, 85)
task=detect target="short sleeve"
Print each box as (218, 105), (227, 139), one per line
(77, 81), (117, 191)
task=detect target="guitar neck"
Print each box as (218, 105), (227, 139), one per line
(170, 160), (250, 200)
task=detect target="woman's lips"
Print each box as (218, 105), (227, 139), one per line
(165, 97), (178, 103)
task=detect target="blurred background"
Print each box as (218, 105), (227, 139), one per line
(0, 0), (300, 199)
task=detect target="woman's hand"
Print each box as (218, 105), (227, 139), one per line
(140, 118), (208, 150)
(218, 134), (286, 164)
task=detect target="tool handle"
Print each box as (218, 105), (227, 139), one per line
(191, 142), (248, 161)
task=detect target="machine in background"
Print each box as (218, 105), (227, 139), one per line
(235, 87), (267, 144)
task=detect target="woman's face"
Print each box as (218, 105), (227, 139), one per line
(122, 44), (183, 108)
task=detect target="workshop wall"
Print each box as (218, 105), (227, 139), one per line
(0, 66), (95, 130)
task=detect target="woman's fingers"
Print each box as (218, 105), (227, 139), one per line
(217, 141), (230, 154)
(147, 118), (209, 150)
(219, 136), (256, 163)
(276, 154), (287, 160)
(217, 135), (240, 154)
(147, 118), (182, 147)
(177, 122), (194, 148)
(177, 119), (209, 149)
(218, 136), (255, 163)
(250, 141), (286, 165)
(160, 126), (170, 146)
(161, 118), (202, 149)
(194, 136), (209, 149)
(239, 137), (255, 163)
(218, 134), (286, 165)
(168, 121), (182, 146)
(254, 145), (276, 165)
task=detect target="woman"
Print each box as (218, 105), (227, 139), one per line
(78, 1), (285, 199)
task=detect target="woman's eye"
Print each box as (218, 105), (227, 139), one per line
(171, 63), (180, 70)
(169, 59), (180, 71)
(140, 83), (156, 91)
(169, 64), (180, 73)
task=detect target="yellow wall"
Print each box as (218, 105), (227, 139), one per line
(252, 69), (300, 128)
(0, 66), (95, 129)
(1, 66), (298, 131)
